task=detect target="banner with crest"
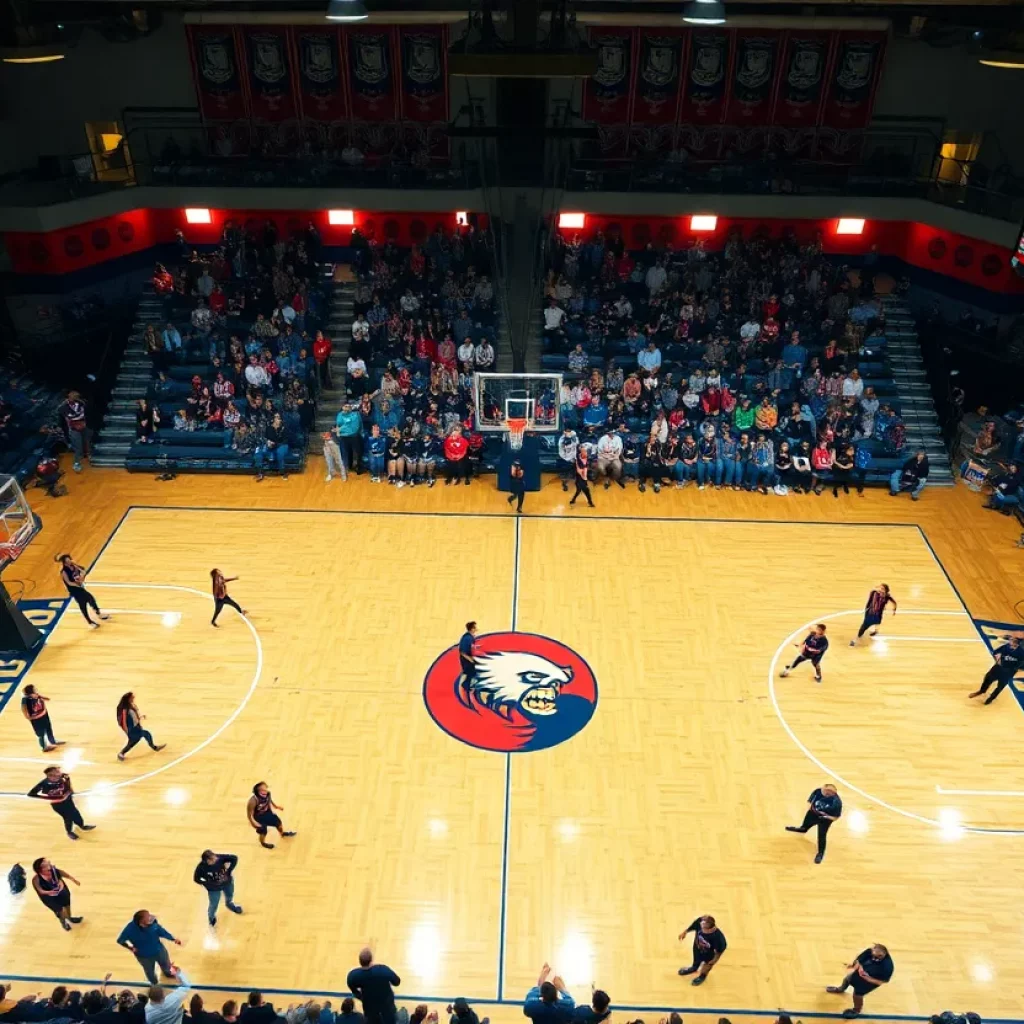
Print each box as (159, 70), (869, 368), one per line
(821, 31), (886, 130)
(187, 26), (247, 122)
(772, 31), (832, 127)
(242, 26), (297, 121)
(725, 32), (778, 123)
(583, 28), (633, 124)
(347, 26), (397, 121)
(294, 27), (347, 124)
(398, 25), (447, 122)
(631, 30), (683, 125)
(679, 30), (730, 123)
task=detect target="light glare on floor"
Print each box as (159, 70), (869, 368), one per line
(972, 963), (993, 983)
(162, 612), (182, 628)
(164, 787), (190, 807)
(60, 747), (86, 770)
(847, 809), (869, 834)
(557, 929), (594, 986)
(939, 807), (964, 840)
(407, 922), (442, 980)
(84, 783), (116, 816)
(428, 818), (448, 837)
(558, 819), (579, 842)
(870, 637), (889, 656)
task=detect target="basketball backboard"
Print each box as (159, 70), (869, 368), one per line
(474, 373), (561, 433)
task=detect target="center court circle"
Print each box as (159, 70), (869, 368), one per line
(423, 631), (597, 753)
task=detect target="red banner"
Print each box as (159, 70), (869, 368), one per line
(294, 27), (348, 125)
(679, 30), (730, 124)
(725, 31), (779, 124)
(772, 31), (832, 127)
(187, 26), (247, 122)
(242, 26), (297, 122)
(347, 25), (398, 121)
(398, 25), (448, 122)
(584, 28), (633, 124)
(631, 29), (683, 125)
(821, 31), (886, 130)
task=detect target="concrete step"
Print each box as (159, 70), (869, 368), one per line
(90, 456), (127, 468)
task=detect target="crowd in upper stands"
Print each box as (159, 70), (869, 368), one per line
(325, 224), (497, 486)
(541, 228), (930, 499)
(145, 222), (329, 478)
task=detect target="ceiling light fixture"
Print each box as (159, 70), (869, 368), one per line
(683, 0), (725, 24)
(979, 58), (1024, 69)
(326, 0), (369, 22)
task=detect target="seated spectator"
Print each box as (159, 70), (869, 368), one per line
(890, 449), (929, 500)
(567, 345), (590, 374)
(595, 428), (624, 489)
(574, 991), (611, 1024)
(336, 998), (364, 1024)
(637, 342), (662, 375)
(474, 338), (495, 369)
(136, 399), (159, 444)
(241, 993), (279, 1024)
(543, 299), (567, 345)
(457, 336), (476, 367)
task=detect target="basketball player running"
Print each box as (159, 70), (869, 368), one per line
(246, 782), (296, 849)
(786, 783), (843, 864)
(677, 915), (727, 986)
(969, 633), (1024, 705)
(569, 447), (595, 508)
(22, 684), (63, 752)
(458, 621), (479, 689)
(58, 554), (109, 628)
(31, 857), (82, 931)
(27, 766), (96, 840)
(507, 460), (526, 514)
(780, 624), (829, 683)
(211, 569), (247, 627)
(116, 692), (166, 761)
(850, 584), (897, 646)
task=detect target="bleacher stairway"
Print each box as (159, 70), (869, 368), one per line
(91, 284), (162, 467)
(880, 295), (953, 487)
(309, 268), (356, 450)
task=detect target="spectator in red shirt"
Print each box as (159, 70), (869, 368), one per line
(209, 285), (226, 318)
(153, 263), (174, 295)
(444, 426), (470, 485)
(312, 331), (332, 388)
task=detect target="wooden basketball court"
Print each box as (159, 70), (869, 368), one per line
(2, 469), (1023, 1023)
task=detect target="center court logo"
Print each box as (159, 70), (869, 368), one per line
(423, 632), (598, 753)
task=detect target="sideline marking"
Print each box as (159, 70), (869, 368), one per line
(937, 785), (1024, 797)
(0, 582), (263, 798)
(768, 609), (1024, 835)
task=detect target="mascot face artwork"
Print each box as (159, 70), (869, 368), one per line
(423, 632), (598, 753)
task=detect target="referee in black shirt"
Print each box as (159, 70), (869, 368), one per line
(969, 634), (1024, 705)
(677, 914), (726, 986)
(786, 784), (842, 863)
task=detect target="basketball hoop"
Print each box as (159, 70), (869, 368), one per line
(0, 542), (24, 566)
(506, 417), (529, 450)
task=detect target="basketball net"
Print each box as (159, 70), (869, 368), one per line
(506, 417), (528, 450)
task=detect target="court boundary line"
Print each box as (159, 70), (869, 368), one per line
(3, 974), (1024, 1024)
(768, 609), (1024, 835)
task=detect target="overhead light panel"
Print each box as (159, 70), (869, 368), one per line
(690, 215), (718, 231)
(184, 208), (212, 224)
(558, 212), (585, 229)
(328, 209), (355, 225)
(979, 57), (1024, 69)
(836, 218), (866, 235)
(683, 0), (726, 24)
(455, 211), (469, 226)
(1, 47), (65, 64)
(326, 0), (369, 21)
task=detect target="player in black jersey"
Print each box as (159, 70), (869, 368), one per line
(969, 634), (1024, 705)
(569, 447), (595, 508)
(58, 554), (109, 628)
(21, 684), (63, 752)
(507, 460), (526, 514)
(781, 624), (829, 683)
(27, 766), (96, 840)
(246, 782), (297, 849)
(418, 431), (440, 488)
(786, 784), (843, 863)
(850, 584), (897, 646)
(31, 857), (82, 931)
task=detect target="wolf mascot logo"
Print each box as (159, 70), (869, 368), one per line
(423, 632), (598, 752)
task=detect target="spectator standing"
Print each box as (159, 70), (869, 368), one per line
(557, 426), (579, 491)
(144, 972), (192, 1024)
(346, 948), (401, 1024)
(444, 426), (470, 485)
(59, 390), (89, 472)
(324, 430), (345, 483)
(313, 331), (333, 388)
(826, 944), (894, 1018)
(116, 910), (182, 986)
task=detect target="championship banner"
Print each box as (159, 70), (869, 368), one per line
(725, 31), (779, 123)
(243, 26), (297, 121)
(631, 30), (683, 125)
(583, 28), (633, 124)
(399, 25), (447, 122)
(347, 26), (397, 121)
(821, 31), (886, 130)
(679, 30), (730, 124)
(187, 26), (247, 122)
(294, 27), (347, 124)
(772, 31), (832, 127)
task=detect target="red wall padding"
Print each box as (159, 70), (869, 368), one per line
(4, 207), (1021, 297)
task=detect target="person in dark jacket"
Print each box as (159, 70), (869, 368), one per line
(193, 851), (243, 926)
(346, 949), (400, 1024)
(522, 965), (575, 1024)
(889, 450), (928, 500)
(240, 993), (279, 1024)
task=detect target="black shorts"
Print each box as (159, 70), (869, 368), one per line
(254, 810), (282, 835)
(805, 653), (823, 667)
(460, 663), (476, 683)
(39, 888), (70, 915)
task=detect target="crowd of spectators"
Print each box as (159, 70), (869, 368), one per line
(144, 222), (329, 478)
(541, 228), (925, 498)
(325, 225), (497, 486)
